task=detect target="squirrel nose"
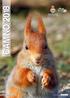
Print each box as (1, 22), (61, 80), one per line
(36, 60), (40, 64)
(36, 57), (41, 64)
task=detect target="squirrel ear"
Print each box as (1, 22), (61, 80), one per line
(24, 14), (32, 33)
(38, 16), (46, 34)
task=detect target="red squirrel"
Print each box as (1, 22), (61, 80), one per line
(5, 14), (59, 98)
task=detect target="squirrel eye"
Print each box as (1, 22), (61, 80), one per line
(25, 46), (28, 50)
(44, 45), (47, 49)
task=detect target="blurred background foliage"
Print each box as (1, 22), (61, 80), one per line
(0, 0), (70, 92)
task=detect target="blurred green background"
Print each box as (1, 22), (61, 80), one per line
(0, 0), (70, 92)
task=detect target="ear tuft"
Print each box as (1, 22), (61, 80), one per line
(24, 13), (32, 33)
(38, 16), (46, 34)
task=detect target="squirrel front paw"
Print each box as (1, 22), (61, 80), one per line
(41, 71), (51, 88)
(27, 71), (36, 84)
(41, 69), (57, 89)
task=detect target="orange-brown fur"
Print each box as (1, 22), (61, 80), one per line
(13, 66), (36, 87)
(6, 14), (58, 98)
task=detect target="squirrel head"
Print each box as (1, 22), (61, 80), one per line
(23, 14), (49, 66)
